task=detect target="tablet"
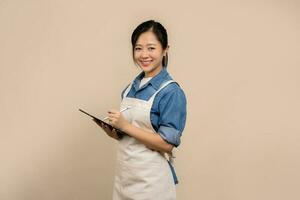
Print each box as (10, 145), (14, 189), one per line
(79, 108), (124, 138)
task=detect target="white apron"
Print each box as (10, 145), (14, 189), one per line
(112, 80), (176, 200)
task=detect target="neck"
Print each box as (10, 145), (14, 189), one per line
(144, 66), (163, 78)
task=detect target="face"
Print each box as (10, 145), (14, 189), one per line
(133, 31), (168, 77)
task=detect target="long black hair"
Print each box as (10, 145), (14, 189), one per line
(131, 20), (169, 67)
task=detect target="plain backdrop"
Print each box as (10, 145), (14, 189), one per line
(1, 0), (300, 199)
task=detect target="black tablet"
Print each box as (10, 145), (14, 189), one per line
(79, 108), (124, 138)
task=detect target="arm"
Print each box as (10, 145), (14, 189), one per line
(122, 123), (174, 154)
(107, 110), (174, 154)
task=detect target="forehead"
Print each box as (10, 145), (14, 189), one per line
(135, 31), (160, 46)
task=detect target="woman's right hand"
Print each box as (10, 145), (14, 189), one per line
(92, 119), (120, 140)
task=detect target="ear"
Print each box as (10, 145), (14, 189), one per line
(164, 45), (170, 56)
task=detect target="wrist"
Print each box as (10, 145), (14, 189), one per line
(121, 122), (132, 134)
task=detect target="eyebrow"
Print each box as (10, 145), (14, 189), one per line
(135, 43), (157, 47)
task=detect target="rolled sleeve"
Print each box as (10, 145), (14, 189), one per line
(158, 125), (181, 147)
(156, 85), (187, 147)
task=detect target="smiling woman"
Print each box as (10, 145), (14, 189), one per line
(93, 20), (187, 200)
(132, 31), (169, 77)
(131, 20), (169, 77)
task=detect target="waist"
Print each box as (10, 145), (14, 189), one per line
(116, 136), (168, 166)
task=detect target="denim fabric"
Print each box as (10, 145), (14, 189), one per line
(121, 67), (187, 147)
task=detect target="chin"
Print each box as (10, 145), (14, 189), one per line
(142, 67), (153, 72)
(139, 65), (154, 72)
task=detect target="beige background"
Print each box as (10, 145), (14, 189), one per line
(1, 0), (300, 199)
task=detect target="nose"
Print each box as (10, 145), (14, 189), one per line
(141, 50), (149, 58)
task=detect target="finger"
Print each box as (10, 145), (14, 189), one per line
(108, 109), (119, 114)
(108, 119), (115, 126)
(107, 116), (116, 123)
(108, 113), (118, 118)
(111, 129), (119, 138)
(100, 122), (104, 127)
(104, 124), (113, 130)
(108, 114), (120, 120)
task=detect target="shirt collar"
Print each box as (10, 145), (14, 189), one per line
(132, 67), (170, 91)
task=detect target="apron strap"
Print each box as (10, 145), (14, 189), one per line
(122, 83), (133, 99)
(148, 80), (176, 102)
(161, 151), (178, 184)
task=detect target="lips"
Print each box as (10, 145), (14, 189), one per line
(140, 60), (152, 67)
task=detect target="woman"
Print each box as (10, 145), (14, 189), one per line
(94, 20), (187, 200)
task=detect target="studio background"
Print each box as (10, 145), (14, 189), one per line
(1, 0), (299, 199)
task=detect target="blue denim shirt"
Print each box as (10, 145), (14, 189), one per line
(121, 67), (187, 184)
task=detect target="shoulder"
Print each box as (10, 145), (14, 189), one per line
(156, 81), (187, 103)
(153, 80), (187, 121)
(160, 81), (186, 96)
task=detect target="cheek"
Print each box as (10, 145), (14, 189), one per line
(133, 52), (140, 60)
(152, 50), (163, 58)
(153, 53), (164, 61)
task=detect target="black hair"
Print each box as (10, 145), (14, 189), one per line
(131, 20), (169, 67)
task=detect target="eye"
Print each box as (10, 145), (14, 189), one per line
(134, 47), (142, 51)
(149, 47), (155, 50)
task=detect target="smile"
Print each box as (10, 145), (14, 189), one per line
(140, 60), (152, 66)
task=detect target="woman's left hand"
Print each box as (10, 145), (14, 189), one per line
(107, 109), (130, 131)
